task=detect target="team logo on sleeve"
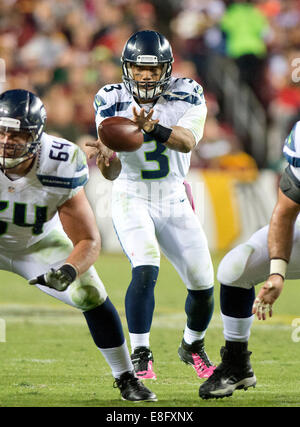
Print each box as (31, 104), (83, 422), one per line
(94, 95), (107, 108)
(284, 125), (296, 152)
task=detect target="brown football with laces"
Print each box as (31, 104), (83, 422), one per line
(98, 116), (143, 152)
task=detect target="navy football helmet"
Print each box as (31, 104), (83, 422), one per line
(121, 30), (174, 101)
(0, 89), (46, 169)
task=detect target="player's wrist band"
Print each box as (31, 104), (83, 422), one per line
(144, 123), (172, 143)
(109, 152), (117, 162)
(269, 258), (288, 280)
(60, 263), (78, 283)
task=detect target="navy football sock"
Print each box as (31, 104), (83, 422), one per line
(185, 287), (214, 332)
(83, 297), (125, 349)
(220, 284), (255, 318)
(125, 265), (159, 334)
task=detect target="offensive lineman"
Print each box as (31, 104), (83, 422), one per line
(87, 30), (215, 380)
(0, 89), (156, 402)
(199, 121), (300, 399)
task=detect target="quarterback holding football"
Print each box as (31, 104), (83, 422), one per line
(87, 30), (215, 381)
(0, 89), (156, 402)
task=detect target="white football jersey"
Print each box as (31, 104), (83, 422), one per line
(94, 77), (207, 198)
(283, 120), (300, 180)
(0, 132), (88, 252)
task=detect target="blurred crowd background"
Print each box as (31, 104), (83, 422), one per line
(1, 0), (300, 172)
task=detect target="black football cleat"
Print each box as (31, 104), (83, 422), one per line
(199, 346), (256, 399)
(114, 371), (157, 402)
(178, 338), (216, 378)
(131, 346), (157, 380)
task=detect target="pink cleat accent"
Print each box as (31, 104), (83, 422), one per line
(178, 338), (215, 379)
(136, 361), (157, 380)
(131, 347), (157, 380)
(192, 354), (216, 378)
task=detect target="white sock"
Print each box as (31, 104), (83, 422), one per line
(129, 332), (150, 352)
(98, 341), (133, 379)
(183, 325), (206, 344)
(221, 313), (254, 342)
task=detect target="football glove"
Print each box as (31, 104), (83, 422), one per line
(29, 264), (78, 292)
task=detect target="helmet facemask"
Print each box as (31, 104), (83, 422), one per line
(122, 61), (173, 102)
(0, 117), (41, 170)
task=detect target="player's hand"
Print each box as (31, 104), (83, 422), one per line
(132, 107), (159, 133)
(85, 139), (114, 167)
(252, 274), (284, 320)
(29, 264), (78, 292)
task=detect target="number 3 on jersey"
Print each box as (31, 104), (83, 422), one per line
(141, 135), (169, 180)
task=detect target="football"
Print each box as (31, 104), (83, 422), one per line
(98, 116), (143, 152)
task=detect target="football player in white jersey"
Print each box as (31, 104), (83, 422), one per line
(199, 121), (300, 399)
(0, 89), (156, 402)
(87, 30), (215, 380)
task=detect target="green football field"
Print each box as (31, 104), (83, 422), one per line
(0, 252), (299, 408)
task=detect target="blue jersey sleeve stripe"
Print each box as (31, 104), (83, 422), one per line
(100, 105), (116, 117)
(37, 174), (88, 189)
(283, 151), (300, 167)
(162, 92), (203, 105)
(98, 101), (132, 118)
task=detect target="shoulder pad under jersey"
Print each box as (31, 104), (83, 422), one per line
(162, 77), (205, 106)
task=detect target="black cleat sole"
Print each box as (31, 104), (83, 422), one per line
(199, 378), (256, 400)
(121, 396), (158, 403)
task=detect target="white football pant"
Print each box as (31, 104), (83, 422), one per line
(218, 221), (300, 288)
(0, 228), (107, 311)
(112, 187), (214, 290)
